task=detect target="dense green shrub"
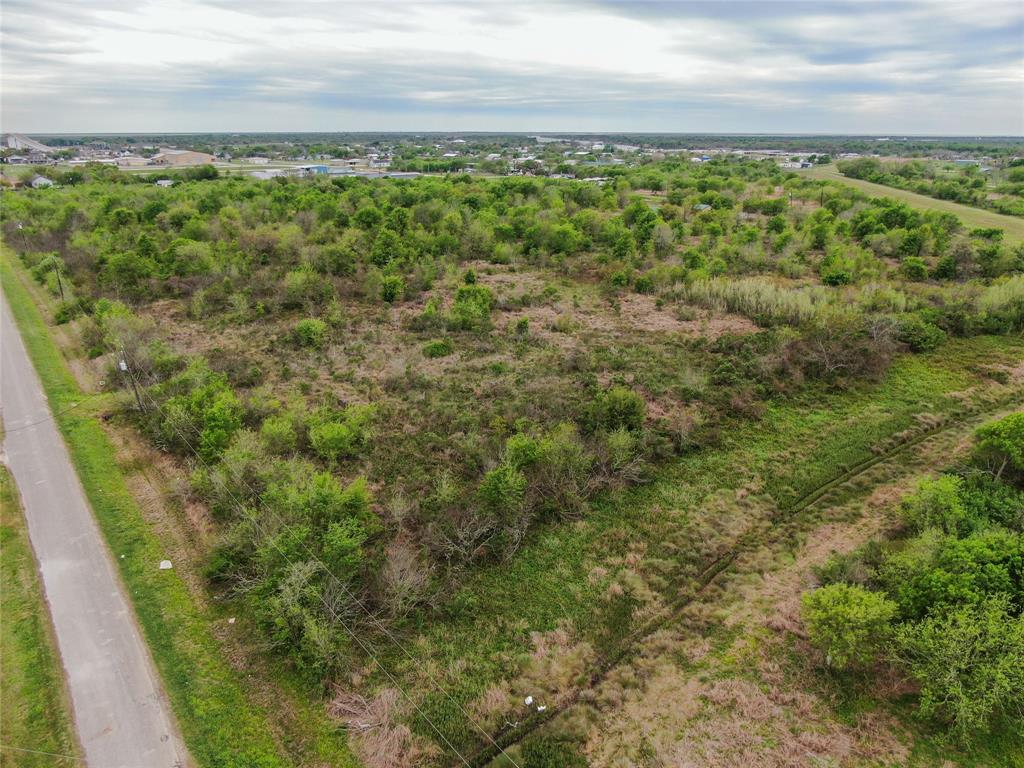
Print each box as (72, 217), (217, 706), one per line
(478, 464), (528, 524)
(901, 475), (970, 535)
(293, 318), (328, 349)
(590, 386), (646, 431)
(801, 583), (897, 668)
(158, 362), (242, 461)
(380, 274), (405, 303)
(422, 338), (453, 358)
(898, 316), (947, 352)
(307, 406), (373, 463)
(449, 284), (494, 330)
(900, 256), (929, 281)
(260, 414), (298, 455)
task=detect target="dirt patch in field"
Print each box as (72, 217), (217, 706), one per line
(616, 294), (758, 338)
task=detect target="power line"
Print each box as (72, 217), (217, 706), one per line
(1, 392), (104, 434)
(0, 744), (84, 763)
(125, 361), (523, 765)
(124, 371), (494, 767)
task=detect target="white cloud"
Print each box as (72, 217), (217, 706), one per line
(1, 0), (1021, 133)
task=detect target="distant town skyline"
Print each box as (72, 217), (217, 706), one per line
(2, 1), (1021, 135)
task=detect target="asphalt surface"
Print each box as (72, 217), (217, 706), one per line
(1, 290), (187, 768)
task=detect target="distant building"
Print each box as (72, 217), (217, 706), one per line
(2, 134), (55, 154)
(244, 156), (271, 164)
(250, 169), (286, 180)
(150, 148), (216, 166)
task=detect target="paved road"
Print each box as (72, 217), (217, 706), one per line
(1, 290), (187, 768)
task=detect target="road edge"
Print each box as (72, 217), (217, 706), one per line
(0, 250), (291, 768)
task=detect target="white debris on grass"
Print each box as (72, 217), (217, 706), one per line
(159, 560), (173, 570)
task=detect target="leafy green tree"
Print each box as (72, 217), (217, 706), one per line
(974, 413), (1024, 484)
(102, 251), (155, 297)
(801, 583), (897, 668)
(892, 596), (1024, 740)
(881, 528), (1022, 620)
(370, 228), (405, 267)
(901, 474), (968, 535)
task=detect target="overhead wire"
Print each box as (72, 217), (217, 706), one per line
(123, 362), (521, 767)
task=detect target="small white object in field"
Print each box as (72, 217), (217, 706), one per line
(536, 705), (547, 712)
(159, 560), (173, 570)
(524, 695), (533, 706)
(228, 617), (236, 624)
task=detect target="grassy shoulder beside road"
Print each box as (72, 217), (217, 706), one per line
(0, 462), (81, 767)
(0, 250), (357, 768)
(801, 164), (1024, 243)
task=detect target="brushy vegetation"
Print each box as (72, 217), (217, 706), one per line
(0, 463), (81, 767)
(4, 154), (1023, 763)
(0, 254), (357, 768)
(839, 157), (1024, 218)
(806, 414), (1024, 742)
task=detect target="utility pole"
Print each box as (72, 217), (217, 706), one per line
(53, 263), (65, 301)
(119, 347), (145, 411)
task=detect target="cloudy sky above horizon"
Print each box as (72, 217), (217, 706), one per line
(2, 0), (1022, 135)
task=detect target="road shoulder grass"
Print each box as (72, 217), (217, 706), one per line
(0, 250), (357, 768)
(0, 462), (81, 767)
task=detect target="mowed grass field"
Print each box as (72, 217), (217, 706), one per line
(800, 164), (1024, 243)
(0, 462), (82, 767)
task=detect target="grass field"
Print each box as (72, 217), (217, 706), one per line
(0, 462), (82, 767)
(0, 250), (357, 768)
(800, 165), (1024, 243)
(366, 334), (1024, 764)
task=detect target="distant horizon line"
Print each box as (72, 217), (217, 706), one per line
(7, 130), (1023, 139)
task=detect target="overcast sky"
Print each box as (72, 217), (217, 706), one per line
(2, 0), (1021, 134)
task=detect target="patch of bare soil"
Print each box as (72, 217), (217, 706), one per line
(616, 294), (758, 338)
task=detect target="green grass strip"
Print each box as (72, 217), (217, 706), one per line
(0, 463), (81, 767)
(1, 252), (301, 768)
